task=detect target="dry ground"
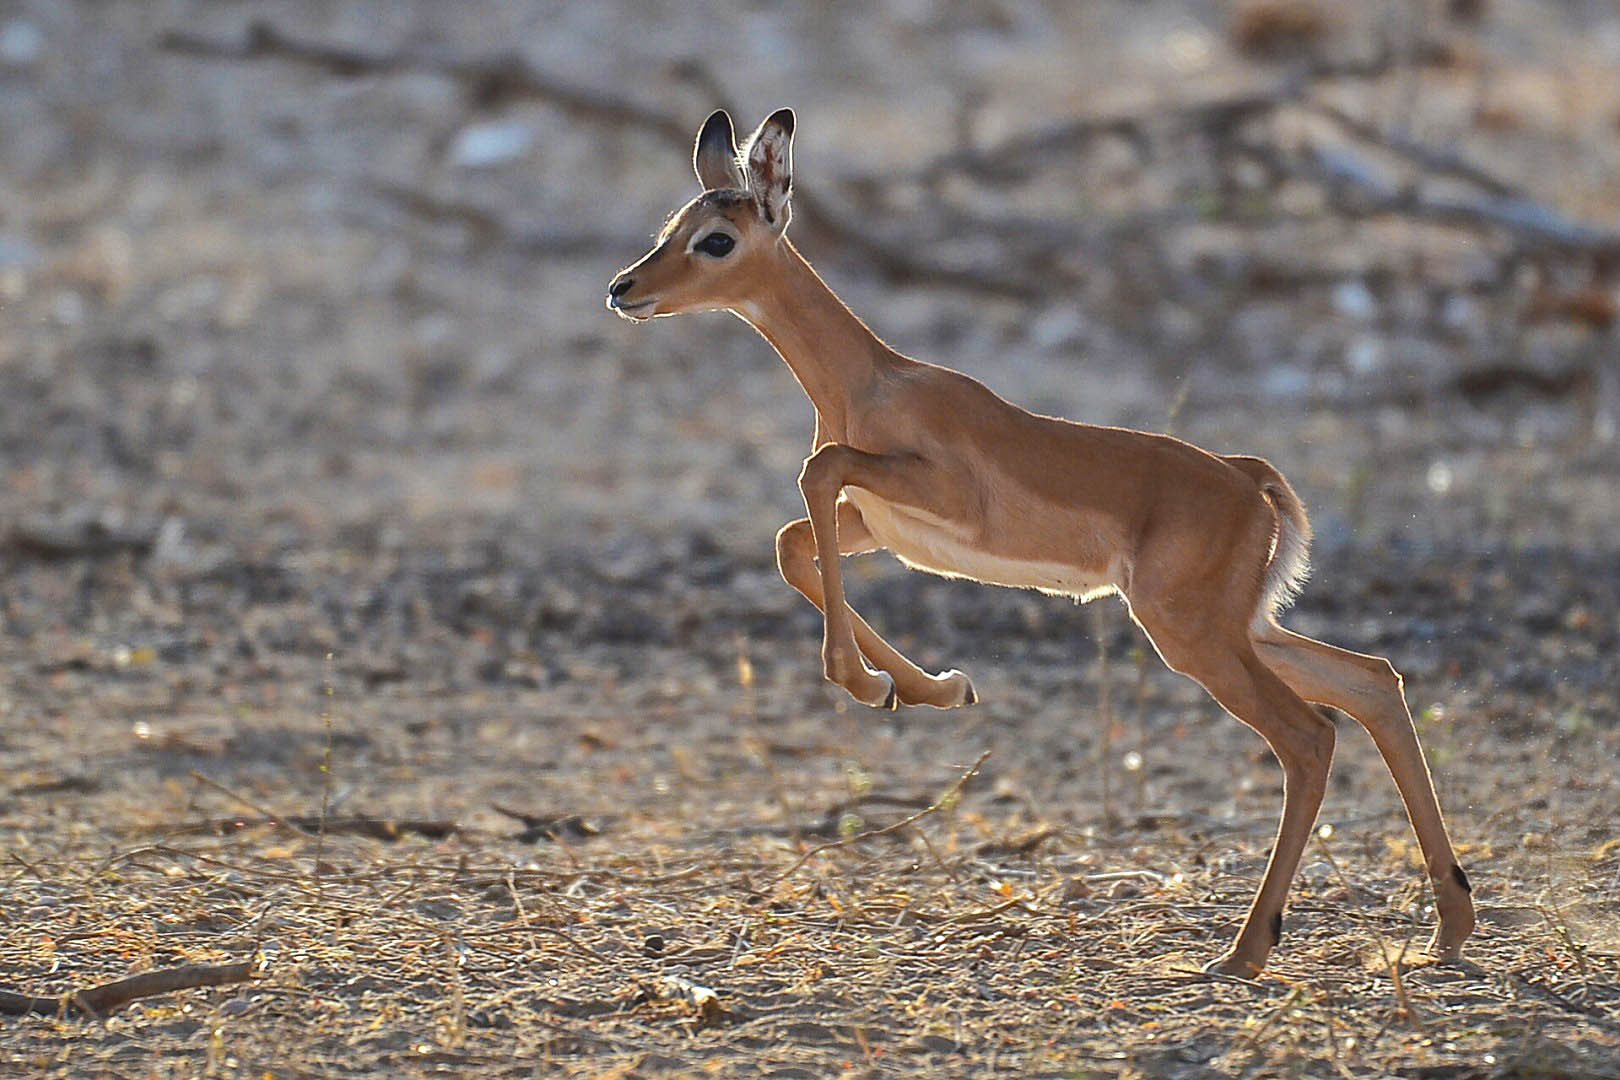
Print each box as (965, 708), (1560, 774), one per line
(2, 1), (1618, 1077)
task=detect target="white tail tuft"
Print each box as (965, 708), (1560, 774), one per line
(1224, 456), (1312, 620)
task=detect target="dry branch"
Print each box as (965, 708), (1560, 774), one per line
(149, 814), (460, 842)
(0, 960), (264, 1018)
(160, 19), (1620, 303)
(891, 92), (1280, 189)
(1305, 145), (1620, 256)
(725, 791), (934, 841)
(155, 22), (1045, 296)
(975, 826), (1062, 857)
(762, 751), (991, 890)
(157, 20), (689, 142)
(1308, 101), (1522, 199)
(366, 179), (647, 256)
(189, 770), (314, 838)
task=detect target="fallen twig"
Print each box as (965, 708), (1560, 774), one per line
(490, 805), (604, 844)
(975, 826), (1062, 857)
(189, 770), (315, 838)
(721, 791), (934, 841)
(142, 814), (460, 842)
(10, 774), (101, 797)
(1304, 142), (1620, 256)
(0, 959), (264, 1018)
(5, 513), (156, 561)
(761, 751), (991, 890)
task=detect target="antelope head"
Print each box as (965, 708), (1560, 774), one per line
(606, 108), (795, 321)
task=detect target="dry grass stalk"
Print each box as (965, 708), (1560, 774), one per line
(762, 751), (992, 890)
(187, 770), (314, 839)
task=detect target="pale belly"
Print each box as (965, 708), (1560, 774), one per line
(843, 488), (1122, 601)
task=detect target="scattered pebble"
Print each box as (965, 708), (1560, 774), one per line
(0, 20), (43, 67)
(1332, 280), (1377, 322)
(448, 122), (535, 168)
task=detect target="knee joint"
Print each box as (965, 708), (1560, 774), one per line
(775, 521), (814, 583)
(798, 446), (847, 501)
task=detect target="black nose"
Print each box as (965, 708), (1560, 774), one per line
(609, 276), (635, 299)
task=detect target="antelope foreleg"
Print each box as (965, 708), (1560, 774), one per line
(776, 506), (976, 708)
(798, 445), (974, 709)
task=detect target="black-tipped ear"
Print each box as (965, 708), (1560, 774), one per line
(693, 110), (743, 190)
(743, 108), (794, 229)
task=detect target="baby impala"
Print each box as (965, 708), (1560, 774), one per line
(606, 108), (1474, 978)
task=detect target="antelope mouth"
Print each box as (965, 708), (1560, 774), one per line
(608, 297), (658, 321)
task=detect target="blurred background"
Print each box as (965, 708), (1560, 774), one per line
(4, 6), (1618, 1069)
(1, 0), (1616, 786)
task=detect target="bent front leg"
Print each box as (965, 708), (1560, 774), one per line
(776, 506), (975, 709)
(798, 444), (974, 709)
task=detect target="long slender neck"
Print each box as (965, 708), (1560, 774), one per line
(731, 237), (894, 439)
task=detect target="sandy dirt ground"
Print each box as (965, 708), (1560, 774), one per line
(1, 1), (1618, 1076)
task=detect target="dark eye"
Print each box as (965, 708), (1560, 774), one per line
(694, 232), (735, 257)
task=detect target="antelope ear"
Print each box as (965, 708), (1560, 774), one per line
(743, 108), (794, 229)
(693, 110), (743, 190)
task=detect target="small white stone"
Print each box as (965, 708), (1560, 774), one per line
(448, 122), (534, 168)
(1345, 335), (1384, 375)
(1426, 461), (1454, 495)
(1331, 280), (1377, 322)
(0, 21), (43, 67)
(1440, 292), (1479, 333)
(1261, 365), (1310, 399)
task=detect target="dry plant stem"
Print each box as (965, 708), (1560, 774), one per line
(440, 932), (467, 1048)
(1130, 648), (1151, 814)
(1318, 839), (1425, 1029)
(745, 736), (801, 846)
(0, 960), (263, 1018)
(1093, 605), (1114, 822)
(763, 751), (991, 890)
(917, 828), (962, 882)
(9, 849), (48, 883)
(188, 771), (314, 839)
(1536, 900), (1592, 982)
(501, 872), (611, 967)
(1236, 985), (1315, 1055)
(316, 651), (336, 886)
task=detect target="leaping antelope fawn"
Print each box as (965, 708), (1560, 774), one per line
(606, 108), (1475, 978)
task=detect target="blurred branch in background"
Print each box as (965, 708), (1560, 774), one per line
(152, 7), (1616, 438)
(157, 20), (1042, 296)
(158, 16), (1620, 306)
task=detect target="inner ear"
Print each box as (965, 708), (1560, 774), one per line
(743, 108), (794, 227)
(693, 110), (743, 190)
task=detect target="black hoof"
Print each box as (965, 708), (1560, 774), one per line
(963, 679), (978, 706)
(883, 682), (899, 710)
